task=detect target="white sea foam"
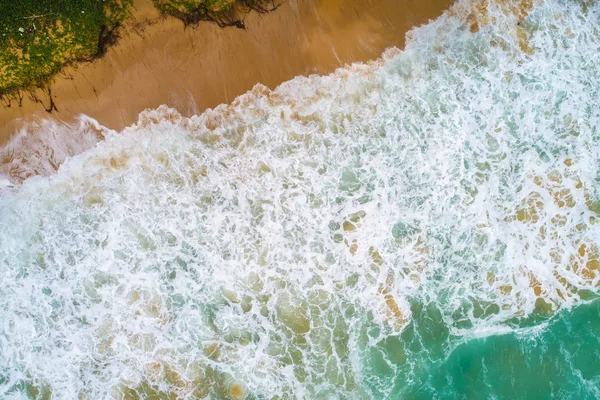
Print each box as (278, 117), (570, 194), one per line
(1, 0), (599, 398)
(0, 114), (112, 183)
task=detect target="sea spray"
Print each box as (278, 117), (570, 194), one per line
(1, 0), (599, 398)
(0, 115), (112, 183)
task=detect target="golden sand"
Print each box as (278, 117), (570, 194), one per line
(0, 0), (453, 146)
(228, 383), (245, 399)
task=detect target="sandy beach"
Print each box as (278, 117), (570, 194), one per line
(2, 1), (599, 398)
(0, 0), (453, 147)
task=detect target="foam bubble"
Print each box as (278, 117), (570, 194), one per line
(1, 0), (599, 397)
(0, 115), (113, 184)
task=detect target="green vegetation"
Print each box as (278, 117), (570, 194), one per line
(153, 0), (237, 24)
(0, 0), (281, 100)
(0, 0), (132, 97)
(151, 0), (280, 27)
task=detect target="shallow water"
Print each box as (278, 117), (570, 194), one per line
(1, 0), (599, 398)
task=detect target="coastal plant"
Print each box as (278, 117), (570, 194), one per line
(0, 0), (132, 99)
(152, 0), (281, 27)
(0, 0), (281, 101)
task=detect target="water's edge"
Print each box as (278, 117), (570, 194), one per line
(1, 0), (599, 398)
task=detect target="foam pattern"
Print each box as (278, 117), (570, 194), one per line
(1, 0), (599, 398)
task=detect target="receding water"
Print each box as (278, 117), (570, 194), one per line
(1, 0), (599, 398)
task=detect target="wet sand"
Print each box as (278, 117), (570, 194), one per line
(0, 0), (454, 146)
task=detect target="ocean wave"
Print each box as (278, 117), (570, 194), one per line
(1, 0), (599, 398)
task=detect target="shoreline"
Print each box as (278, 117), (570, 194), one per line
(0, 0), (453, 147)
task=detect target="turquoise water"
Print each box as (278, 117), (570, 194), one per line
(422, 300), (600, 399)
(1, 0), (600, 398)
(373, 300), (600, 399)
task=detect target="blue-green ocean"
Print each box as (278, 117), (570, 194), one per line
(1, 0), (599, 398)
